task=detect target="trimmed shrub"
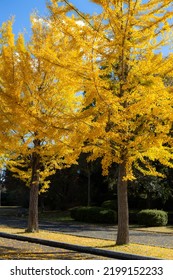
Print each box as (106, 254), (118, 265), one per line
(101, 200), (117, 210)
(70, 206), (117, 224)
(138, 209), (168, 227)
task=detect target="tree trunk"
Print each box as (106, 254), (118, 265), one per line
(87, 164), (91, 207)
(26, 151), (40, 232)
(116, 162), (129, 245)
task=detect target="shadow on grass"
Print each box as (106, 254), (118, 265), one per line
(98, 244), (116, 249)
(15, 231), (27, 234)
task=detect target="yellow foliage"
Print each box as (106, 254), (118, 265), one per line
(50, 0), (173, 179)
(1, 0), (173, 194)
(0, 17), (83, 192)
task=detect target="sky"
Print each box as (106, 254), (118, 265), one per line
(0, 1), (171, 55)
(0, 0), (101, 39)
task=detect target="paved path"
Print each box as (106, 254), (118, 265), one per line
(40, 221), (173, 249)
(0, 217), (173, 249)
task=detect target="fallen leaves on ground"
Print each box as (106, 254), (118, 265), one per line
(0, 226), (173, 259)
(135, 226), (173, 234)
(0, 238), (109, 260)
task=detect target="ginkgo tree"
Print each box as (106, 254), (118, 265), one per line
(0, 18), (83, 232)
(45, 0), (173, 244)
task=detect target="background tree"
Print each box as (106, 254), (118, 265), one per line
(3, 169), (29, 207)
(46, 0), (173, 244)
(128, 167), (173, 210)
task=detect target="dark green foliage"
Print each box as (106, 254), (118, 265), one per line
(138, 209), (168, 226)
(4, 169), (29, 207)
(129, 210), (139, 224)
(128, 167), (173, 210)
(101, 200), (117, 210)
(168, 212), (173, 225)
(70, 206), (117, 224)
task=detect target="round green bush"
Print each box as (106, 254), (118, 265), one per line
(70, 206), (117, 224)
(138, 209), (168, 227)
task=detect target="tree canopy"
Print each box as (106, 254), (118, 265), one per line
(0, 18), (83, 231)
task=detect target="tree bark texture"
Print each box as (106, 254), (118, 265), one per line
(26, 151), (40, 232)
(116, 161), (129, 245)
(87, 164), (91, 207)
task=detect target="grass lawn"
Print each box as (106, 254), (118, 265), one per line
(0, 225), (173, 260)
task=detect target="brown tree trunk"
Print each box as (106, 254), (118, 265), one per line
(116, 161), (129, 245)
(26, 151), (40, 232)
(87, 163), (91, 207)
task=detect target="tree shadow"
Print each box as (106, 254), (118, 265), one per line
(99, 244), (116, 249)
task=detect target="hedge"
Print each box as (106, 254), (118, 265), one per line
(70, 206), (117, 224)
(137, 209), (168, 226)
